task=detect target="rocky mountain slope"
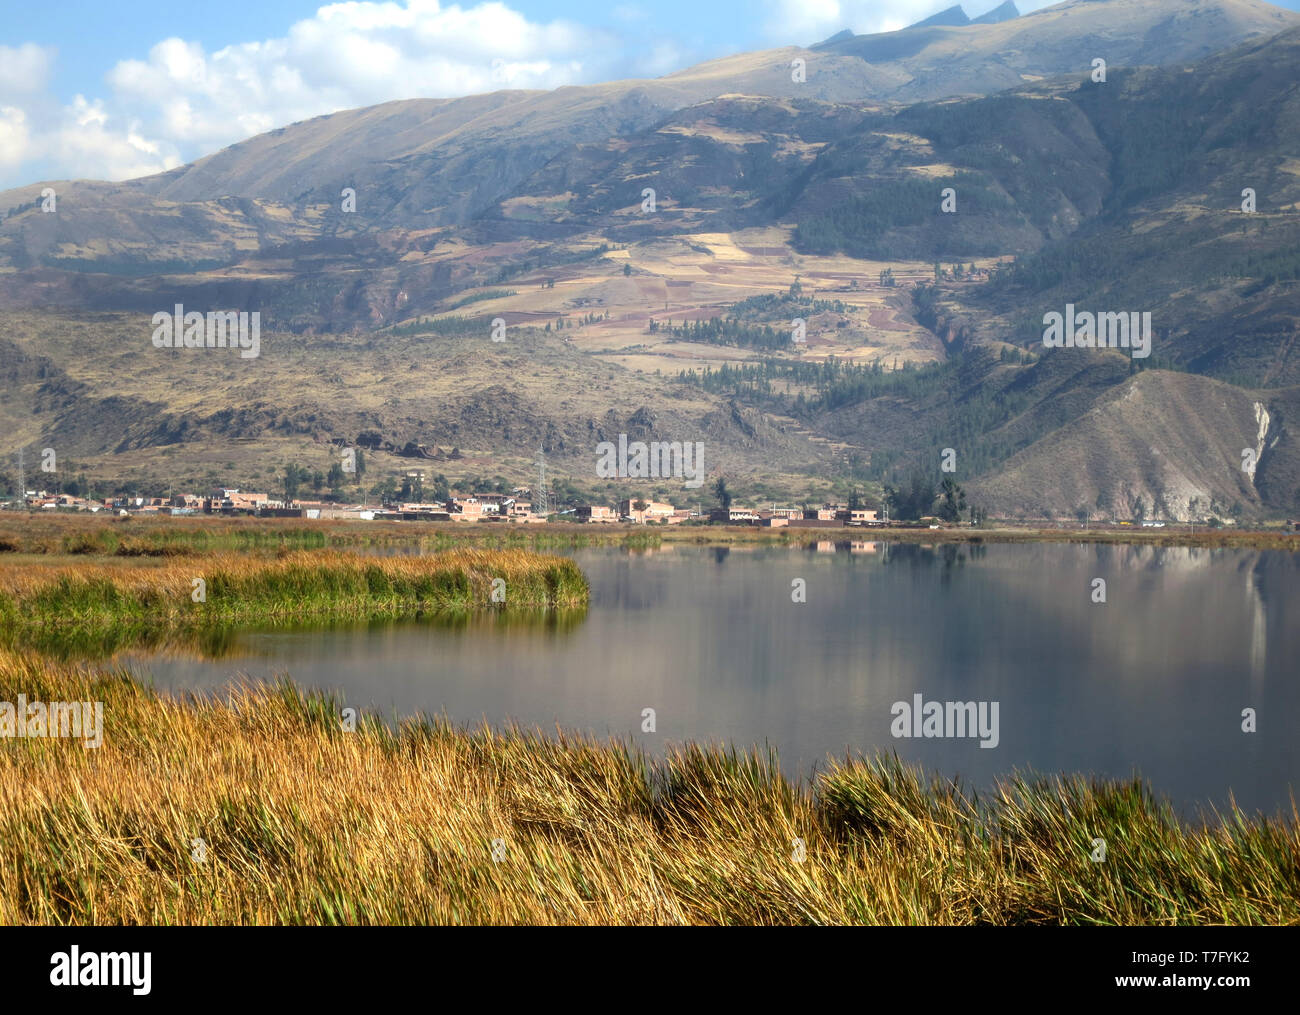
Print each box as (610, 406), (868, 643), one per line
(1, 0), (1298, 519)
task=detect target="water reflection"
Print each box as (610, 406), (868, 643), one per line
(118, 542), (1299, 817)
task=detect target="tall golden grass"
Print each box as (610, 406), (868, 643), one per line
(1, 651), (1296, 926)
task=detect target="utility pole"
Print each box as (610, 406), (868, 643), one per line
(535, 445), (549, 517)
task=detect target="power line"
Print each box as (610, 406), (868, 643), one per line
(535, 445), (549, 516)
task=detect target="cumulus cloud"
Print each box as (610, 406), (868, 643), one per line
(0, 107), (33, 170)
(106, 1), (621, 155)
(0, 43), (55, 97)
(0, 0), (625, 190)
(0, 45), (183, 188)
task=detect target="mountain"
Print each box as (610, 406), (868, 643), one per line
(3, 0), (1293, 323)
(816, 0), (1299, 101)
(786, 24), (1300, 518)
(910, 5), (974, 28)
(971, 2), (1021, 25)
(1, 0), (1299, 520)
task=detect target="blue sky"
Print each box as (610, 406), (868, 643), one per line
(2, 0), (1297, 189)
(15, 1), (993, 102)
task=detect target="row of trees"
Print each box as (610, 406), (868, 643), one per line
(651, 316), (791, 349)
(884, 475), (979, 523)
(281, 452), (366, 503)
(0, 471), (93, 498)
(711, 473), (977, 525)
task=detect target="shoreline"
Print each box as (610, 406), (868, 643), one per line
(1, 514), (1297, 558)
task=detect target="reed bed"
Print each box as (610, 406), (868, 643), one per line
(0, 514), (662, 557)
(0, 651), (1295, 926)
(0, 549), (588, 651)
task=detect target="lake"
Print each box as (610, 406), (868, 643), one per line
(122, 540), (1300, 816)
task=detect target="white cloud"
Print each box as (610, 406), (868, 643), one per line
(0, 46), (181, 184)
(0, 1), (624, 190)
(0, 43), (55, 98)
(0, 106), (33, 170)
(101, 0), (617, 155)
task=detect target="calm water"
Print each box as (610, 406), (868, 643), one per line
(125, 542), (1300, 815)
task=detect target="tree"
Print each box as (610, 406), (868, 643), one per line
(713, 477), (732, 510)
(432, 474), (451, 503)
(885, 473), (935, 521)
(399, 474), (425, 502)
(936, 477), (967, 522)
(283, 463), (305, 504)
(311, 470), (325, 492)
(354, 448), (366, 482)
(327, 463), (346, 492)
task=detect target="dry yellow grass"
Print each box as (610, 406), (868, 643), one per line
(1, 650), (1297, 925)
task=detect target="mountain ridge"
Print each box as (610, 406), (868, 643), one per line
(1, 0), (1298, 520)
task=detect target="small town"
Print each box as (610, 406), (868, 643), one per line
(0, 478), (887, 527)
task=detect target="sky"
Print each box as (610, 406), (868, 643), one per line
(1, 0), (1296, 190)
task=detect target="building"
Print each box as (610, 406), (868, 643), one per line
(576, 505), (617, 523)
(618, 499), (676, 524)
(448, 495), (508, 520)
(205, 489), (271, 514)
(708, 507), (759, 524)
